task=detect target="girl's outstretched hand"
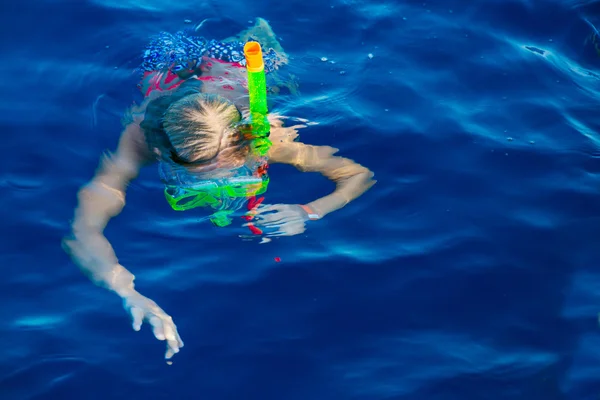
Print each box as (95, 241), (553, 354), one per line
(248, 204), (313, 237)
(121, 290), (184, 360)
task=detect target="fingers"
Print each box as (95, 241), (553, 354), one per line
(165, 346), (176, 360)
(253, 204), (284, 214)
(243, 219), (284, 231)
(149, 315), (166, 340)
(265, 230), (296, 237)
(162, 319), (182, 358)
(251, 205), (298, 224)
(248, 223), (302, 237)
(163, 320), (176, 342)
(253, 213), (305, 228)
(257, 220), (287, 230)
(130, 307), (144, 331)
(254, 213), (287, 225)
(265, 225), (306, 237)
(175, 329), (184, 348)
(148, 314), (183, 360)
(124, 293), (184, 360)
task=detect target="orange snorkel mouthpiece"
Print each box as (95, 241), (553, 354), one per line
(243, 41), (265, 73)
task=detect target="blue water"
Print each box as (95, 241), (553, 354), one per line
(3, 0), (600, 399)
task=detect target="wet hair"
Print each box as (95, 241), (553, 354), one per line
(163, 92), (243, 163)
(140, 80), (249, 168)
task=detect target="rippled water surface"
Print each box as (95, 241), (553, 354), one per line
(2, 0), (600, 399)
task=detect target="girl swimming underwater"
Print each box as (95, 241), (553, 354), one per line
(63, 18), (375, 361)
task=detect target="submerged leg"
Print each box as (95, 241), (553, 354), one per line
(224, 17), (288, 65)
(230, 18), (299, 95)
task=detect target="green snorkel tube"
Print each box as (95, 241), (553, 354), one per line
(206, 41), (272, 227)
(163, 41), (272, 228)
(243, 41), (272, 156)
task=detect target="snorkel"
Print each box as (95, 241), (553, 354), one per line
(237, 41), (272, 233)
(210, 41), (273, 228)
(163, 41), (272, 228)
(243, 41), (272, 156)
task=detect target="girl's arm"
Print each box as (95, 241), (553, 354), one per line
(268, 141), (375, 218)
(63, 121), (150, 294)
(63, 117), (184, 360)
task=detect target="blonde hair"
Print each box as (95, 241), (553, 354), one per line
(162, 93), (246, 165)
